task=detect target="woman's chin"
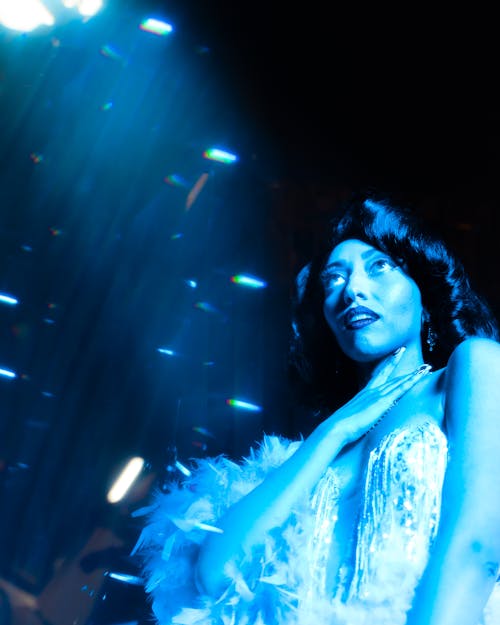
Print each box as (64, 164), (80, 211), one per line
(343, 343), (400, 363)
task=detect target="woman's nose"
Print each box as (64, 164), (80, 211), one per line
(342, 271), (369, 304)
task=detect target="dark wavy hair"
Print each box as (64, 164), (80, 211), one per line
(288, 195), (499, 416)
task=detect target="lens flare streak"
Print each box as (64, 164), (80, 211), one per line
(202, 148), (238, 164)
(175, 460), (191, 477)
(0, 368), (16, 379)
(194, 522), (224, 534)
(226, 398), (262, 412)
(186, 172), (209, 210)
(139, 18), (173, 36)
(192, 426), (215, 438)
(107, 457), (145, 504)
(0, 293), (19, 306)
(105, 571), (144, 586)
(230, 275), (267, 289)
(157, 348), (175, 356)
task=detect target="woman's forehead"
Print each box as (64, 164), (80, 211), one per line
(327, 239), (382, 263)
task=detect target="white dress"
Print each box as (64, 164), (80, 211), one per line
(133, 422), (500, 625)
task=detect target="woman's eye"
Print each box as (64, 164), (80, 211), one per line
(322, 272), (346, 288)
(369, 258), (395, 275)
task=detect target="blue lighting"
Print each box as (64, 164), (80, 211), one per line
(158, 348), (175, 356)
(0, 368), (16, 379)
(203, 148), (238, 164)
(226, 398), (262, 412)
(175, 461), (191, 477)
(230, 274), (267, 289)
(0, 293), (19, 306)
(139, 18), (173, 37)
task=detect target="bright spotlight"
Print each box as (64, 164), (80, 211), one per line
(107, 456), (145, 504)
(77, 0), (102, 17)
(62, 0), (102, 17)
(0, 0), (55, 32)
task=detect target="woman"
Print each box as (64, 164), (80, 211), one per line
(134, 197), (500, 625)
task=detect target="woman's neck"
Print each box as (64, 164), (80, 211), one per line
(356, 344), (425, 388)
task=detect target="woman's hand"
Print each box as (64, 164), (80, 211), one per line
(327, 349), (431, 445)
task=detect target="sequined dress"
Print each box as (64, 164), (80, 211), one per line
(134, 421), (500, 625)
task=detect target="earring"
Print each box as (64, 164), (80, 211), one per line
(426, 324), (436, 352)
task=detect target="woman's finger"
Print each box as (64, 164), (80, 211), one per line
(336, 365), (432, 442)
(363, 346), (407, 390)
(377, 364), (431, 396)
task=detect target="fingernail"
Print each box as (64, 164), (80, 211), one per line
(415, 364), (432, 374)
(394, 346), (406, 356)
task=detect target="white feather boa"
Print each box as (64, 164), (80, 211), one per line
(132, 432), (500, 625)
(132, 435), (316, 625)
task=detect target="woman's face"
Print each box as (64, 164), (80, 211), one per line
(322, 239), (423, 362)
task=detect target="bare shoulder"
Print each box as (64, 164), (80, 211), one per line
(448, 336), (500, 367)
(444, 337), (500, 434)
(446, 337), (500, 388)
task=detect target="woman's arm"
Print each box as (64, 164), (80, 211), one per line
(197, 357), (430, 597)
(406, 337), (500, 625)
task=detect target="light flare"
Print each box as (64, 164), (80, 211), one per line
(230, 274), (267, 289)
(107, 457), (145, 504)
(0, 0), (54, 32)
(0, 293), (19, 306)
(203, 148), (238, 164)
(226, 398), (262, 412)
(0, 367), (16, 379)
(139, 18), (173, 36)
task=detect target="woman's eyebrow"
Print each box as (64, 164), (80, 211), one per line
(361, 248), (383, 260)
(322, 261), (346, 271)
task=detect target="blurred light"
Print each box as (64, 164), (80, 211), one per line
(62, 0), (102, 17)
(0, 367), (16, 379)
(175, 460), (191, 477)
(192, 440), (207, 451)
(107, 457), (145, 504)
(76, 0), (102, 16)
(203, 148), (238, 164)
(139, 18), (173, 36)
(185, 279), (197, 288)
(194, 522), (223, 534)
(100, 45), (125, 63)
(186, 172), (209, 210)
(106, 571), (143, 586)
(226, 398), (262, 412)
(157, 348), (175, 356)
(192, 426), (215, 438)
(0, 293), (19, 306)
(164, 174), (188, 187)
(100, 102), (113, 111)
(194, 301), (218, 314)
(230, 274), (267, 289)
(29, 152), (44, 164)
(0, 0), (54, 32)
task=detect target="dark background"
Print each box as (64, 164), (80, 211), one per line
(141, 1), (500, 192)
(0, 2), (498, 624)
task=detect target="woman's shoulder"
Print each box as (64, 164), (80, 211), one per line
(443, 337), (500, 432)
(444, 337), (500, 389)
(447, 336), (500, 366)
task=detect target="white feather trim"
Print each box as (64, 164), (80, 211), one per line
(133, 430), (500, 625)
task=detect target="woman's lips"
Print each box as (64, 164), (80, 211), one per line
(343, 306), (380, 330)
(345, 316), (379, 330)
